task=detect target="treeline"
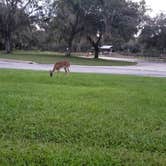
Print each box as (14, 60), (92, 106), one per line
(0, 0), (166, 58)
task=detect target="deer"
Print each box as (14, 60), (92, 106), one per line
(49, 60), (70, 77)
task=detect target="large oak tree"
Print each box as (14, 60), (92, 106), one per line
(0, 0), (41, 53)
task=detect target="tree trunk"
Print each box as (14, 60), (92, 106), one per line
(5, 34), (11, 54)
(66, 37), (73, 57)
(87, 33), (102, 59)
(66, 43), (72, 57)
(94, 46), (99, 59)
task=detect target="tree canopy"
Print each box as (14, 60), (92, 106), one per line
(0, 0), (165, 58)
(0, 0), (42, 53)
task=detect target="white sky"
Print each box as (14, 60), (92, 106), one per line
(133, 0), (166, 16)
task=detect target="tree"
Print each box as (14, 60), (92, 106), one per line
(139, 13), (166, 56)
(84, 0), (105, 59)
(0, 0), (41, 53)
(51, 0), (85, 56)
(82, 0), (143, 58)
(102, 0), (144, 49)
(42, 0), (145, 58)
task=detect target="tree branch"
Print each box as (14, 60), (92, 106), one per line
(87, 35), (95, 47)
(96, 32), (102, 44)
(22, 0), (32, 10)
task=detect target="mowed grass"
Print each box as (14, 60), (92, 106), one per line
(0, 69), (166, 165)
(0, 50), (136, 66)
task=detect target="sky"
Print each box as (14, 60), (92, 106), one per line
(133, 0), (166, 16)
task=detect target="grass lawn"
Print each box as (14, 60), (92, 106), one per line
(0, 50), (136, 66)
(0, 69), (166, 165)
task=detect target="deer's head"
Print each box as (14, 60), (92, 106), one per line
(49, 70), (53, 77)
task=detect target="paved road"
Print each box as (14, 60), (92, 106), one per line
(0, 58), (166, 77)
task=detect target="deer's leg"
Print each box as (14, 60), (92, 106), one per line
(64, 67), (68, 74)
(54, 69), (59, 77)
(67, 67), (70, 73)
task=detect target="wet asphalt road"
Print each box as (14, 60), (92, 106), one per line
(0, 59), (166, 77)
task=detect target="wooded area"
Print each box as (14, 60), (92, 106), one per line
(0, 0), (166, 58)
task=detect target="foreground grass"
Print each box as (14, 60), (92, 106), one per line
(0, 70), (166, 165)
(0, 50), (136, 66)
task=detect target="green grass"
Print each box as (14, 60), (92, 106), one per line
(0, 50), (136, 66)
(0, 69), (166, 165)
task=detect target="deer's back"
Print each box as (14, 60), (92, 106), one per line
(55, 61), (70, 69)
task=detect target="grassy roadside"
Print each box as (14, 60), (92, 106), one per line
(0, 50), (136, 66)
(0, 69), (165, 165)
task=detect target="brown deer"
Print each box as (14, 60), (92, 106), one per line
(49, 60), (70, 77)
